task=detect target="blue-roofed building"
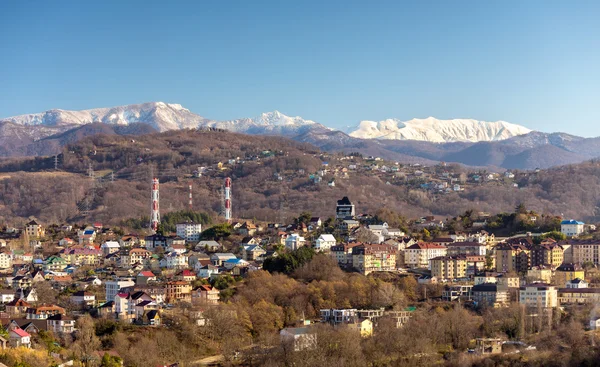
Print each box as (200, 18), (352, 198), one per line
(561, 220), (585, 237)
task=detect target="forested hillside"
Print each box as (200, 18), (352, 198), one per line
(1, 129), (600, 226)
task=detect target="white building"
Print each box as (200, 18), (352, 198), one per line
(105, 279), (135, 303)
(176, 222), (203, 242)
(285, 234), (306, 251)
(519, 284), (558, 308)
(405, 243), (447, 269)
(566, 278), (588, 289)
(160, 252), (189, 269)
(280, 327), (317, 351)
(100, 241), (121, 256)
(561, 220), (585, 237)
(315, 234), (336, 252)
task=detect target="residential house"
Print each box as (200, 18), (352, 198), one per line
(0, 289), (15, 303)
(176, 222), (203, 242)
(0, 252), (12, 269)
(351, 244), (396, 275)
(527, 266), (553, 284)
(555, 263), (585, 287)
(242, 245), (266, 261)
(445, 242), (487, 256)
(237, 222), (257, 236)
(43, 255), (68, 272)
(495, 241), (531, 274)
(25, 220), (45, 238)
(78, 227), (96, 245)
(9, 328), (31, 348)
(315, 234), (337, 252)
(191, 285), (219, 305)
(70, 290), (96, 308)
(472, 283), (510, 307)
(26, 304), (66, 319)
(63, 248), (102, 266)
(285, 234), (306, 251)
(144, 234), (168, 251)
(122, 248), (152, 267)
(336, 197), (356, 219)
(331, 243), (362, 267)
(105, 278), (135, 303)
(101, 241), (121, 256)
(519, 284), (558, 308)
(210, 253), (237, 266)
(177, 269), (197, 282)
(530, 241), (564, 269)
(224, 258), (249, 270)
(12, 275), (32, 290)
(5, 299), (31, 316)
(566, 278), (588, 288)
(165, 281), (192, 303)
(196, 264), (219, 279)
(405, 243), (447, 269)
(561, 220), (585, 237)
(195, 241), (221, 252)
(160, 252), (189, 269)
(136, 271), (157, 285)
(47, 314), (76, 333)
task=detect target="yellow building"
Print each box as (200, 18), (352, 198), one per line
(527, 267), (553, 284)
(530, 240), (564, 269)
(348, 319), (373, 337)
(165, 281), (192, 303)
(555, 263), (585, 287)
(431, 256), (466, 280)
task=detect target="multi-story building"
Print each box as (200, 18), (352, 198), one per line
(165, 281), (192, 303)
(495, 242), (531, 274)
(561, 220), (585, 237)
(430, 255), (486, 280)
(63, 248), (102, 266)
(330, 243), (361, 267)
(445, 242), (487, 256)
(25, 304), (66, 319)
(25, 220), (45, 238)
(351, 244), (396, 275)
(405, 243), (447, 269)
(101, 241), (121, 256)
(555, 263), (585, 287)
(315, 234), (337, 252)
(561, 240), (600, 266)
(191, 285), (219, 305)
(105, 278), (135, 303)
(285, 234), (306, 251)
(122, 248), (153, 267)
(336, 197), (356, 219)
(471, 283), (510, 307)
(176, 222), (203, 242)
(530, 241), (564, 269)
(558, 288), (600, 305)
(0, 252), (13, 269)
(519, 284), (558, 308)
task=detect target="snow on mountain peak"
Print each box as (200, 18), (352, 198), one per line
(348, 117), (531, 143)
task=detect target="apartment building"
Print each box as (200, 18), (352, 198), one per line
(405, 243), (447, 269)
(351, 244), (396, 275)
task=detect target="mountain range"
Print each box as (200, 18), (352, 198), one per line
(1, 102), (599, 170)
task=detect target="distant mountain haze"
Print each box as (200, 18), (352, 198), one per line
(2, 102), (600, 170)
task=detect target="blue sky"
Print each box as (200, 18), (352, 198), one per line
(1, 1), (599, 136)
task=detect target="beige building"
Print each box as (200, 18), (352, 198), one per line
(352, 244), (396, 275)
(495, 241), (531, 274)
(25, 220), (45, 238)
(405, 243), (447, 269)
(519, 284), (558, 308)
(165, 281), (192, 303)
(430, 255), (486, 280)
(558, 288), (600, 305)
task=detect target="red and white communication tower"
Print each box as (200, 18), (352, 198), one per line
(150, 178), (160, 232)
(224, 177), (232, 223)
(188, 183), (193, 210)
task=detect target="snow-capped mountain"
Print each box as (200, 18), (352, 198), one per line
(348, 117), (531, 143)
(1, 102), (202, 132)
(0, 103), (326, 136)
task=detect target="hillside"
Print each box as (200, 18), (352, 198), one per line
(1, 130), (600, 226)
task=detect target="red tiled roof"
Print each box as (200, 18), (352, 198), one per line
(11, 327), (30, 338)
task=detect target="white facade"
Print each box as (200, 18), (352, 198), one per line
(160, 252), (189, 269)
(405, 244), (447, 269)
(285, 234), (306, 251)
(315, 234), (336, 251)
(561, 220), (585, 237)
(101, 241), (121, 256)
(519, 284), (558, 308)
(105, 279), (135, 303)
(176, 222), (203, 242)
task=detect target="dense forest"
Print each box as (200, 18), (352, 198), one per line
(0, 130), (600, 226)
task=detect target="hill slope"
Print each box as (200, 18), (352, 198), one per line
(1, 130), (600, 225)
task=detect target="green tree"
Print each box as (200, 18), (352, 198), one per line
(201, 223), (232, 240)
